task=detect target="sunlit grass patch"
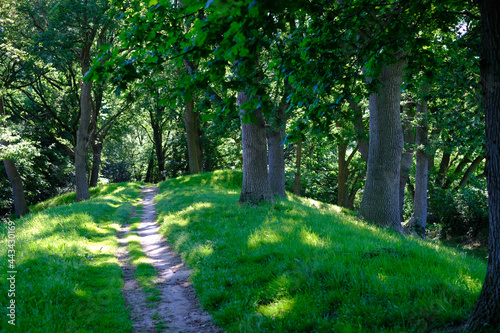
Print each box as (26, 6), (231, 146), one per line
(0, 182), (142, 332)
(155, 170), (487, 333)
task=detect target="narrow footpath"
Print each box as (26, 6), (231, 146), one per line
(116, 185), (221, 333)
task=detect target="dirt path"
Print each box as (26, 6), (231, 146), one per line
(116, 185), (221, 333)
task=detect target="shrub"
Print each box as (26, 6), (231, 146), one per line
(429, 179), (489, 243)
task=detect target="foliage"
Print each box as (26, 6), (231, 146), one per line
(155, 171), (486, 332)
(429, 178), (489, 243)
(0, 182), (142, 332)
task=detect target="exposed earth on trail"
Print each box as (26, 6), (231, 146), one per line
(116, 185), (221, 333)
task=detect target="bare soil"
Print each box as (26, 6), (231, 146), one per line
(116, 185), (222, 333)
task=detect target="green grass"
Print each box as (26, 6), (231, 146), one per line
(155, 170), (487, 333)
(0, 171), (488, 332)
(0, 182), (142, 332)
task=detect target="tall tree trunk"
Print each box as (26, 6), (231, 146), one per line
(181, 60), (204, 174)
(267, 98), (287, 198)
(1, 97), (29, 217)
(337, 143), (349, 207)
(467, 0), (500, 328)
(399, 105), (415, 221)
(145, 148), (155, 183)
(75, 80), (92, 201)
(412, 98), (429, 238)
(3, 160), (29, 218)
(358, 60), (405, 234)
(238, 91), (274, 204)
(89, 140), (102, 187)
(152, 122), (165, 181)
(184, 97), (202, 174)
(294, 140), (302, 196)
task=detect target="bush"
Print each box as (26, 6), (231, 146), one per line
(429, 179), (489, 243)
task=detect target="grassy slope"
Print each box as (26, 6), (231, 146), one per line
(155, 170), (487, 333)
(0, 182), (142, 333)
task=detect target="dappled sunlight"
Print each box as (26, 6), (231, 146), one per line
(300, 228), (329, 248)
(248, 228), (284, 248)
(257, 297), (296, 319)
(456, 271), (483, 292)
(148, 171), (488, 332)
(191, 242), (214, 261)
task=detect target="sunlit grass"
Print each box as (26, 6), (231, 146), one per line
(155, 171), (487, 332)
(0, 182), (142, 332)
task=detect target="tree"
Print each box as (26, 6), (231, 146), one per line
(71, 1), (110, 201)
(358, 59), (406, 234)
(412, 90), (429, 238)
(466, 0), (500, 329)
(0, 97), (29, 218)
(238, 89), (274, 205)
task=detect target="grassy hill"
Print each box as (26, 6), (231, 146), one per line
(0, 171), (487, 332)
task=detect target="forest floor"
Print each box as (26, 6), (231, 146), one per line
(116, 185), (221, 333)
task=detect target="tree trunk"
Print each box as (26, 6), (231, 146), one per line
(267, 98), (287, 198)
(358, 60), (405, 234)
(152, 121), (165, 181)
(466, 0), (500, 329)
(458, 155), (485, 188)
(337, 143), (349, 207)
(89, 140), (102, 187)
(399, 105), (415, 221)
(3, 159), (29, 218)
(145, 148), (155, 183)
(412, 98), (429, 238)
(294, 140), (302, 196)
(238, 91), (274, 204)
(183, 97), (202, 174)
(436, 151), (451, 188)
(0, 97), (29, 217)
(75, 80), (92, 201)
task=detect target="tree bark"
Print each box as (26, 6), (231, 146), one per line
(435, 151), (451, 188)
(412, 98), (429, 238)
(358, 60), (405, 234)
(399, 105), (415, 221)
(294, 140), (302, 196)
(238, 91), (274, 204)
(89, 140), (102, 187)
(466, 0), (500, 329)
(458, 155), (485, 188)
(75, 80), (92, 201)
(183, 97), (202, 174)
(145, 147), (155, 183)
(337, 143), (349, 207)
(3, 160), (29, 218)
(267, 96), (287, 198)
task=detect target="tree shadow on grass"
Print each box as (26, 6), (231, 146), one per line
(154, 182), (487, 333)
